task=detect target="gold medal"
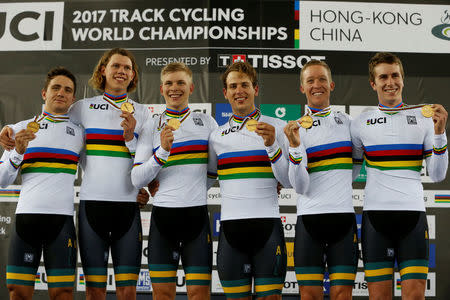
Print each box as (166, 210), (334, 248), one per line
(167, 118), (181, 130)
(299, 115), (313, 129)
(421, 105), (434, 118)
(245, 119), (258, 132)
(120, 102), (134, 113)
(26, 121), (40, 133)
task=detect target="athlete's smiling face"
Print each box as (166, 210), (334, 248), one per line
(160, 71), (193, 111)
(101, 54), (135, 95)
(300, 65), (334, 110)
(223, 71), (258, 117)
(41, 75), (75, 115)
(370, 63), (404, 107)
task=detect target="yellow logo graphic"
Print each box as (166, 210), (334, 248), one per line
(276, 245), (281, 255)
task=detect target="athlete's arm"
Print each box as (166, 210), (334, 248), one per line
(123, 102), (151, 155)
(0, 128), (35, 187)
(131, 119), (170, 189)
(207, 130), (218, 189)
(206, 116), (219, 189)
(0, 149), (21, 188)
(259, 121), (291, 188)
(0, 126), (15, 151)
(284, 121), (309, 193)
(288, 145), (309, 194)
(350, 118), (364, 181)
(424, 105), (448, 182)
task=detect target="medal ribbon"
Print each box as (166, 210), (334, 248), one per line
(31, 114), (46, 124)
(297, 106), (331, 124)
(42, 111), (70, 123)
(158, 107), (191, 130)
(102, 92), (128, 110)
(228, 108), (261, 131)
(377, 103), (431, 114)
(305, 106), (331, 118)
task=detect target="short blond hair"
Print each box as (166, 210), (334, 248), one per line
(300, 60), (332, 84)
(160, 62), (193, 83)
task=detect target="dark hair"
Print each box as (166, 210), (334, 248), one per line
(368, 52), (404, 83)
(44, 66), (77, 94)
(89, 48), (139, 92)
(221, 61), (258, 89)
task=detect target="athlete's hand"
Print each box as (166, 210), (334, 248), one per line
(147, 179), (159, 197)
(0, 126), (15, 151)
(255, 122), (276, 147)
(15, 129), (36, 155)
(277, 182), (283, 195)
(160, 126), (174, 152)
(137, 188), (149, 208)
(432, 104), (448, 135)
(284, 121), (301, 148)
(120, 111), (136, 142)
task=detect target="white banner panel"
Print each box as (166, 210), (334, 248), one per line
(0, 2), (64, 51)
(298, 1), (450, 53)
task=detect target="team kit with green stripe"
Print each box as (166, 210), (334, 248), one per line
(351, 105), (448, 284)
(131, 107), (218, 287)
(68, 93), (150, 288)
(0, 114), (83, 288)
(208, 109), (292, 298)
(0, 100), (448, 297)
(288, 108), (359, 289)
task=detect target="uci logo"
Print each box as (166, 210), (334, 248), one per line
(312, 120), (321, 127)
(366, 117), (387, 125)
(221, 126), (239, 136)
(0, 3), (64, 51)
(89, 103), (109, 110)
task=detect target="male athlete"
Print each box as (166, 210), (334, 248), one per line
(351, 52), (448, 299)
(131, 62), (217, 300)
(0, 67), (83, 300)
(284, 60), (358, 300)
(208, 61), (292, 299)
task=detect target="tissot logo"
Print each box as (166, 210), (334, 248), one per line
(0, 2), (64, 51)
(217, 54), (326, 69)
(218, 54), (246, 66)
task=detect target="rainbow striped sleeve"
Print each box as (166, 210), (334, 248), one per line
(163, 140), (208, 168)
(21, 147), (79, 175)
(85, 128), (132, 158)
(423, 149), (432, 158)
(153, 154), (167, 166)
(0, 189), (20, 197)
(217, 150), (274, 180)
(306, 141), (353, 173)
(433, 145), (447, 155)
(268, 148), (282, 163)
(289, 153), (302, 165)
(9, 159), (20, 169)
(364, 144), (423, 172)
